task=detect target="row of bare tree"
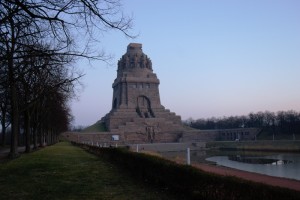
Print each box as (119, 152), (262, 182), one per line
(186, 110), (300, 136)
(0, 0), (133, 157)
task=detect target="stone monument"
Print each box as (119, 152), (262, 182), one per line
(63, 43), (260, 145)
(103, 43), (185, 143)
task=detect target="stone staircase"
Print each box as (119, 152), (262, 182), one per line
(105, 107), (185, 143)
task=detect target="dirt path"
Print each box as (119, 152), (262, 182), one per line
(193, 163), (300, 191)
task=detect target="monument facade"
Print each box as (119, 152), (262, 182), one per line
(63, 43), (260, 145)
(103, 43), (185, 143)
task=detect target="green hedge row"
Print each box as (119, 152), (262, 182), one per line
(73, 142), (300, 200)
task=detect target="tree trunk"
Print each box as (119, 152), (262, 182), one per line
(8, 81), (19, 158)
(33, 127), (38, 149)
(7, 17), (19, 158)
(8, 57), (19, 158)
(39, 128), (44, 147)
(1, 121), (6, 146)
(24, 111), (31, 153)
(1, 123), (6, 146)
(1, 105), (7, 146)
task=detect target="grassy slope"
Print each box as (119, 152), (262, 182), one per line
(82, 122), (107, 132)
(0, 142), (173, 200)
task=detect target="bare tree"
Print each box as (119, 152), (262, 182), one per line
(1, 0), (134, 157)
(17, 44), (79, 152)
(188, 110), (300, 139)
(0, 84), (10, 146)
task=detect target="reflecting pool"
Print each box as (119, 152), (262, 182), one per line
(206, 153), (300, 181)
(160, 150), (300, 181)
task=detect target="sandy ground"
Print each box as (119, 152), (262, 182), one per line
(193, 163), (300, 191)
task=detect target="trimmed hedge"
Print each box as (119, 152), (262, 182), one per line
(73, 142), (300, 200)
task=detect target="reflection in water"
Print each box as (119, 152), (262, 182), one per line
(206, 153), (300, 181)
(228, 155), (293, 165)
(160, 150), (300, 181)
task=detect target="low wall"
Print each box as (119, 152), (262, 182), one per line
(206, 140), (300, 152)
(61, 132), (124, 146)
(128, 142), (206, 152)
(181, 128), (260, 142)
(62, 132), (207, 152)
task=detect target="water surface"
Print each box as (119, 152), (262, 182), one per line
(161, 150), (300, 181)
(206, 153), (300, 181)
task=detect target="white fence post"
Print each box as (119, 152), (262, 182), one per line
(187, 147), (190, 165)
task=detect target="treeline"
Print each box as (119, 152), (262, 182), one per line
(0, 12), (78, 155)
(0, 1), (133, 157)
(186, 110), (300, 135)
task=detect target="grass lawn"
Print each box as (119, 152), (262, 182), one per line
(0, 142), (173, 200)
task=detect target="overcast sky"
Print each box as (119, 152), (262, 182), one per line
(71, 0), (300, 126)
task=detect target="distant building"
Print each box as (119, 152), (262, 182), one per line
(217, 128), (260, 141)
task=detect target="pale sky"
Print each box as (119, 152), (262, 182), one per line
(71, 0), (300, 126)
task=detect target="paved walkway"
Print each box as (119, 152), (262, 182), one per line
(1, 146), (21, 153)
(0, 146), (35, 160)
